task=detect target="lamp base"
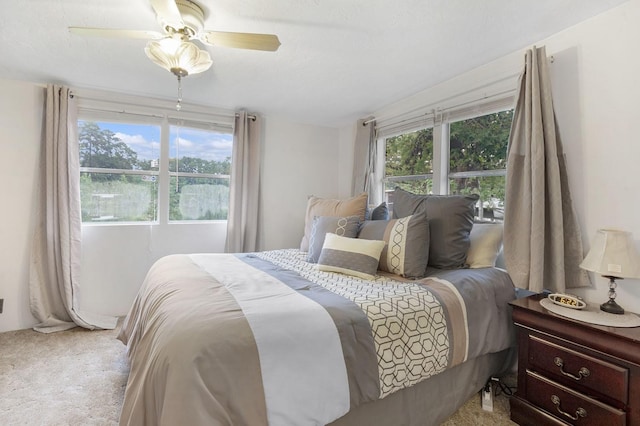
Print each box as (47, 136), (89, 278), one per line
(600, 298), (625, 315)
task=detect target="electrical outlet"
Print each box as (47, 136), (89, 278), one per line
(481, 382), (494, 412)
(0, 298), (3, 314)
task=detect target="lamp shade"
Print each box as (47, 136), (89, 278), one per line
(580, 229), (640, 278)
(145, 38), (212, 77)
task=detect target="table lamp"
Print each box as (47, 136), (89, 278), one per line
(579, 229), (640, 314)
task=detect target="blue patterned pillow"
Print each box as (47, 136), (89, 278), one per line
(307, 216), (360, 263)
(357, 213), (430, 278)
(316, 233), (385, 280)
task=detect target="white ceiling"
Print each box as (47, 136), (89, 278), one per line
(0, 0), (629, 127)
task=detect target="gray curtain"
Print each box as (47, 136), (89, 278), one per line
(352, 117), (377, 196)
(225, 111), (261, 253)
(504, 46), (590, 292)
(29, 85), (118, 333)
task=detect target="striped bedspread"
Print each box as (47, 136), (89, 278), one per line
(117, 249), (515, 426)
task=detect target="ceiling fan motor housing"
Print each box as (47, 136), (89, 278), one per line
(170, 0), (206, 37)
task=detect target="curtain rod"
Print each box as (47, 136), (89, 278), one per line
(71, 91), (252, 120)
(34, 84), (255, 121)
(363, 71), (521, 126)
(77, 104), (255, 121)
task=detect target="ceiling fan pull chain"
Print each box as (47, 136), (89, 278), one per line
(176, 75), (183, 111)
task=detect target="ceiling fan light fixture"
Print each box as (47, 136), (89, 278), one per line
(144, 38), (212, 77)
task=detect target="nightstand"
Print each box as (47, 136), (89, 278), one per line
(509, 294), (640, 425)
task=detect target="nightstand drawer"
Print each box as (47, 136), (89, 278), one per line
(528, 334), (629, 404)
(526, 370), (626, 426)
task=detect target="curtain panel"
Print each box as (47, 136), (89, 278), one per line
(226, 111), (262, 253)
(352, 117), (377, 197)
(29, 85), (117, 333)
(504, 46), (590, 293)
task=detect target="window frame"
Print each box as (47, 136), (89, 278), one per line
(76, 96), (235, 226)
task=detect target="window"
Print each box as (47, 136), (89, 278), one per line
(381, 107), (512, 223)
(78, 113), (233, 224)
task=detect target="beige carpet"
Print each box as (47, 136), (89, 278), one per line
(0, 323), (517, 425)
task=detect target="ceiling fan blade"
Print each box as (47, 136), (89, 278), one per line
(69, 27), (165, 40)
(201, 31), (281, 52)
(150, 0), (184, 30)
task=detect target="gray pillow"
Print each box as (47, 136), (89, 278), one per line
(392, 187), (478, 269)
(307, 216), (360, 263)
(365, 202), (389, 221)
(357, 212), (429, 278)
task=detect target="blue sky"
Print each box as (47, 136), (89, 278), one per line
(89, 121), (233, 163)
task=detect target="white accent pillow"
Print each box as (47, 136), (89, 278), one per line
(466, 223), (504, 268)
(316, 233), (385, 280)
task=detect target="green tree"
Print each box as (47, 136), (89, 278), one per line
(79, 122), (140, 171)
(385, 128), (433, 194)
(449, 110), (512, 203)
(449, 110), (511, 174)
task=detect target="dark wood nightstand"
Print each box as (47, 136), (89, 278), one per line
(509, 294), (640, 425)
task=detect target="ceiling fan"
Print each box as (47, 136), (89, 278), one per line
(70, 0), (280, 108)
(70, 0), (281, 55)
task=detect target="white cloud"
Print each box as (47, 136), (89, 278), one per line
(170, 134), (232, 162)
(115, 133), (160, 161)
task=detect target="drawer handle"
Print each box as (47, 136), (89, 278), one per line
(551, 394), (587, 421)
(554, 357), (590, 381)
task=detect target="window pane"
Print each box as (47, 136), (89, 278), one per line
(385, 128), (433, 178)
(79, 121), (160, 171)
(169, 176), (230, 220)
(384, 127), (434, 210)
(449, 110), (511, 173)
(79, 121), (160, 223)
(80, 172), (157, 222)
(169, 126), (232, 174)
(449, 110), (511, 222)
(449, 175), (505, 222)
(169, 125), (232, 222)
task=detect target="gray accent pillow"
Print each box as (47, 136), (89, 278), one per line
(365, 202), (389, 221)
(307, 215), (360, 263)
(392, 187), (478, 269)
(357, 212), (429, 278)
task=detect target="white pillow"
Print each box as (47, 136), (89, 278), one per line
(316, 233), (385, 280)
(466, 223), (504, 268)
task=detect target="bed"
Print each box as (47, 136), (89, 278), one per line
(117, 189), (517, 425)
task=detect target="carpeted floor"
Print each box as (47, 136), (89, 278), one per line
(0, 323), (517, 425)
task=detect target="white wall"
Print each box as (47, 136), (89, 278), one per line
(80, 222), (228, 318)
(370, 0), (640, 313)
(544, 0), (640, 311)
(0, 79), (42, 332)
(259, 117), (346, 251)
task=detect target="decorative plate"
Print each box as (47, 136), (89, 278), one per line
(548, 293), (587, 310)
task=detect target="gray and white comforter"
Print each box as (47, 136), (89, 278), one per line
(117, 249), (515, 426)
